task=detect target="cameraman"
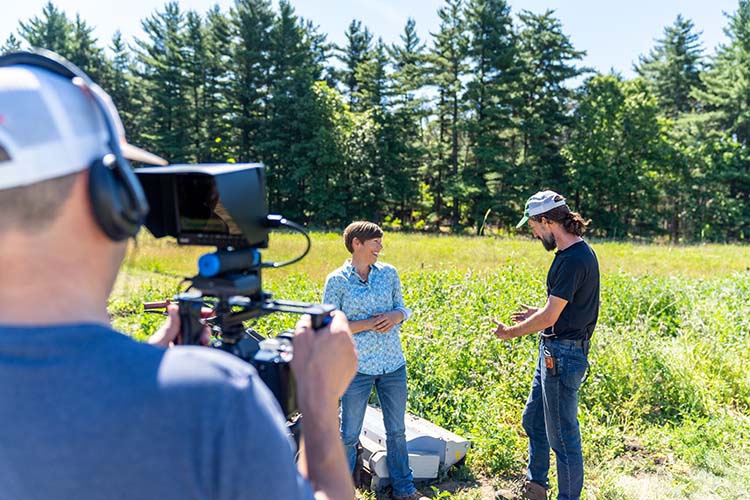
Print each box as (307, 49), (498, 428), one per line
(0, 51), (357, 500)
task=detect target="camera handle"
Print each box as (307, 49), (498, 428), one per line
(177, 296), (206, 345)
(170, 293), (335, 348)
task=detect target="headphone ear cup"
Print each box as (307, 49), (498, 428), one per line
(88, 157), (142, 241)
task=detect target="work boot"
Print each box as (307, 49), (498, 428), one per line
(520, 480), (548, 500)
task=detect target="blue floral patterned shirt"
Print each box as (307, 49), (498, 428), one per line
(323, 261), (412, 375)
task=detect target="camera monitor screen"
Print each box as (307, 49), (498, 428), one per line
(175, 175), (243, 236)
(136, 163), (269, 249)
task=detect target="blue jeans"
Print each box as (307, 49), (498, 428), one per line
(522, 339), (589, 500)
(340, 364), (416, 498)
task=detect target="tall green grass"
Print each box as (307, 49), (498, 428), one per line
(110, 232), (750, 498)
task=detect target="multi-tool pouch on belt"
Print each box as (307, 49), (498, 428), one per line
(543, 346), (559, 376)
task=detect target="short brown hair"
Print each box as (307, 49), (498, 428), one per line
(0, 172), (78, 233)
(343, 221), (383, 253)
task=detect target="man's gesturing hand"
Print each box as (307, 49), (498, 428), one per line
(511, 304), (539, 323)
(492, 318), (516, 341)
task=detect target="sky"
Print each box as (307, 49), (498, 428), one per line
(0, 0), (742, 78)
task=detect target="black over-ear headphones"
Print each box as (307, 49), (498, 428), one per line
(0, 49), (149, 241)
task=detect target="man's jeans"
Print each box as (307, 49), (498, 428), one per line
(522, 339), (589, 500)
(340, 364), (416, 498)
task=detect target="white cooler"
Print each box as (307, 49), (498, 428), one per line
(358, 405), (471, 490)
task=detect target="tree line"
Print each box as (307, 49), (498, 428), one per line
(4, 0), (750, 241)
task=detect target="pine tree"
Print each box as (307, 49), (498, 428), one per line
(463, 0), (518, 231)
(356, 39), (389, 116)
(133, 1), (191, 162)
(16, 4), (110, 102)
(182, 10), (208, 162)
(428, 0), (469, 229)
(636, 15), (704, 118)
(2, 34), (22, 54)
(69, 15), (109, 85)
(230, 0), (275, 162)
(389, 19), (426, 106)
(107, 31), (145, 148)
(387, 18), (428, 224)
(698, 1), (750, 146)
(202, 6), (234, 162)
(635, 16), (705, 240)
(302, 19), (332, 78)
(514, 10), (584, 197)
(355, 39), (394, 219)
(18, 2), (73, 56)
(694, 0), (750, 239)
(337, 20), (373, 111)
(262, 0), (319, 217)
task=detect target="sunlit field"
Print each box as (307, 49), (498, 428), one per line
(111, 231), (750, 500)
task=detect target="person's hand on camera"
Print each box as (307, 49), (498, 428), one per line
(372, 310), (403, 333)
(148, 303), (211, 348)
(511, 304), (538, 323)
(291, 311), (356, 406)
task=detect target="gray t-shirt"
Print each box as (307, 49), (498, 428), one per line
(0, 324), (314, 500)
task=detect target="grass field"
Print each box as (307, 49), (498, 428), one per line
(110, 231), (750, 500)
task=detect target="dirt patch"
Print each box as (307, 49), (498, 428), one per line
(356, 473), (518, 499)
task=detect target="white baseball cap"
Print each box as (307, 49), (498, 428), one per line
(516, 190), (568, 228)
(0, 52), (166, 191)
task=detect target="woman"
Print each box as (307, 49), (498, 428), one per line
(323, 221), (423, 500)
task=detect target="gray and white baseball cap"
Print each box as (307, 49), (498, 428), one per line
(0, 55), (165, 191)
(516, 190), (568, 228)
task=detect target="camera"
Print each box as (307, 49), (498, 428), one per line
(137, 163), (333, 421)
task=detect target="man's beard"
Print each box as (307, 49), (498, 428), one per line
(540, 232), (557, 251)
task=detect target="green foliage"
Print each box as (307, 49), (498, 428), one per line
(110, 277), (183, 341)
(564, 75), (668, 238)
(697, 1), (750, 147)
(230, 0), (275, 162)
(8, 1), (750, 241)
(113, 233), (750, 497)
(261, 1), (337, 221)
(427, 0), (470, 230)
(1, 33), (21, 54)
(108, 31), (144, 143)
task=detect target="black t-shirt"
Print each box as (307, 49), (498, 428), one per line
(544, 240), (600, 340)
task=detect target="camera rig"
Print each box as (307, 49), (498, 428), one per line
(137, 164), (333, 422)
